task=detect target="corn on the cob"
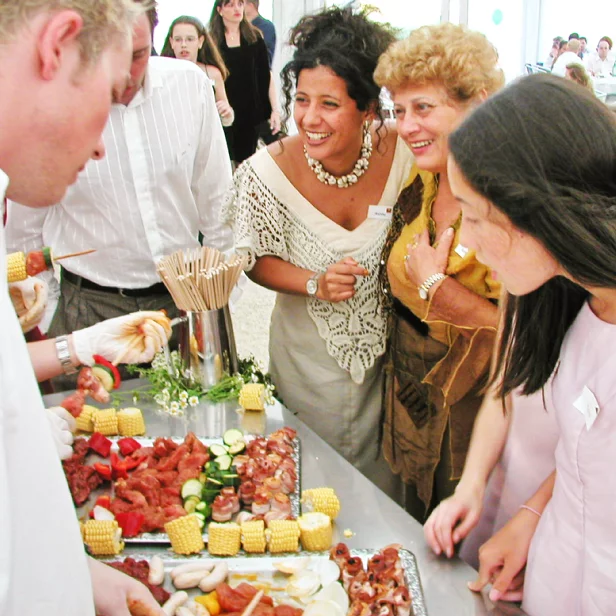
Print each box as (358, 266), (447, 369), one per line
(75, 404), (96, 432)
(241, 520), (267, 553)
(6, 252), (27, 283)
(79, 521), (86, 542)
(266, 520), (300, 553)
(83, 519), (124, 555)
(301, 488), (340, 520)
(208, 522), (241, 556)
(238, 383), (265, 411)
(298, 512), (333, 551)
(92, 408), (118, 436)
(117, 407), (146, 436)
(165, 515), (205, 555)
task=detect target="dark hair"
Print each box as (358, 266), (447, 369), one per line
(280, 5), (395, 141)
(133, 0), (158, 39)
(558, 39), (568, 51)
(599, 36), (613, 49)
(449, 73), (616, 396)
(209, 0), (261, 47)
(579, 36), (587, 43)
(568, 32), (579, 40)
(160, 15), (229, 80)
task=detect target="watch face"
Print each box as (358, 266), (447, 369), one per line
(307, 279), (318, 295)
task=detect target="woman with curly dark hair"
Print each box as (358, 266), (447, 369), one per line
(161, 15), (234, 127)
(209, 0), (278, 164)
(222, 6), (413, 496)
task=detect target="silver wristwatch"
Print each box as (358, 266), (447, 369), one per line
(306, 272), (320, 297)
(418, 273), (447, 300)
(55, 335), (78, 375)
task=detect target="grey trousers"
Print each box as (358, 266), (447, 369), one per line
(48, 277), (179, 391)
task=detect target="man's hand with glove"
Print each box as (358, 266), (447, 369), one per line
(9, 277), (48, 333)
(72, 311), (172, 367)
(45, 406), (77, 460)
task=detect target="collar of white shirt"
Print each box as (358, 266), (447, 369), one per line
(122, 61), (165, 109)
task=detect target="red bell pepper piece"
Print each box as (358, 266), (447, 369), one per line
(117, 437), (142, 457)
(92, 354), (122, 390)
(115, 512), (145, 538)
(110, 453), (129, 480)
(123, 455), (147, 471)
(88, 432), (112, 458)
(93, 462), (112, 480)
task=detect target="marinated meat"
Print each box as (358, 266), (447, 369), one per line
(108, 558), (170, 606)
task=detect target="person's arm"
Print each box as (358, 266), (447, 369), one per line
(469, 471), (556, 602)
(249, 254), (368, 303)
(424, 388), (511, 557)
(27, 336), (80, 382)
(268, 72), (281, 135)
(193, 73), (234, 254)
(209, 66), (234, 126)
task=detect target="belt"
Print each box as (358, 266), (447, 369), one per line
(62, 268), (169, 298)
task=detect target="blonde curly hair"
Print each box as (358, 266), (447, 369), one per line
(0, 0), (148, 63)
(374, 22), (504, 103)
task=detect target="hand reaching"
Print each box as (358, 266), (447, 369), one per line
(424, 482), (485, 558)
(468, 508), (541, 602)
(89, 558), (165, 616)
(9, 277), (48, 333)
(72, 311), (171, 366)
(316, 258), (369, 303)
(404, 228), (455, 288)
(216, 100), (235, 127)
(45, 405), (76, 460)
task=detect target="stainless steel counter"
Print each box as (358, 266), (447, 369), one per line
(45, 382), (526, 616)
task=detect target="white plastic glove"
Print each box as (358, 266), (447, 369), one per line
(9, 277), (48, 333)
(72, 311), (171, 366)
(45, 406), (75, 460)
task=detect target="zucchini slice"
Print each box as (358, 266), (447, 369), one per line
(91, 365), (115, 392)
(183, 495), (200, 514)
(223, 428), (244, 446)
(222, 473), (241, 487)
(215, 454), (233, 471)
(190, 512), (206, 529)
(209, 443), (229, 458)
(181, 478), (203, 500)
(228, 441), (246, 455)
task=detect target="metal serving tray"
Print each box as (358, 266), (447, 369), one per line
(75, 434), (301, 544)
(103, 548), (428, 616)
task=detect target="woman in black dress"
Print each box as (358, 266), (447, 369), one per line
(209, 0), (277, 164)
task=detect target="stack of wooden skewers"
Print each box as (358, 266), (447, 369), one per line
(157, 247), (246, 312)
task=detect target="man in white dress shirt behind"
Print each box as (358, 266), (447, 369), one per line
(7, 1), (233, 375)
(551, 38), (584, 76)
(586, 37), (615, 77)
(0, 1), (166, 614)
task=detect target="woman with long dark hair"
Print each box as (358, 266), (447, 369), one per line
(448, 73), (616, 615)
(209, 0), (278, 164)
(161, 15), (234, 127)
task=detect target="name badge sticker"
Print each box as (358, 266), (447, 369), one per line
(455, 244), (469, 258)
(368, 205), (393, 221)
(573, 386), (600, 431)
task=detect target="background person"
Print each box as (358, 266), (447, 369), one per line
(551, 37), (583, 76)
(161, 15), (234, 126)
(565, 62), (595, 91)
(448, 72), (616, 615)
(0, 0), (166, 613)
(374, 23), (503, 521)
(7, 2), (232, 389)
(544, 35), (564, 68)
(223, 6), (412, 497)
(209, 0), (279, 164)
(586, 36), (615, 76)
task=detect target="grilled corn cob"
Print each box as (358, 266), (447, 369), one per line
(92, 408), (118, 436)
(266, 519), (300, 553)
(165, 515), (205, 555)
(241, 520), (267, 553)
(83, 519), (124, 555)
(117, 407), (146, 436)
(298, 512), (333, 551)
(208, 522), (241, 556)
(301, 487), (340, 520)
(238, 383), (265, 411)
(75, 404), (97, 432)
(6, 252), (27, 283)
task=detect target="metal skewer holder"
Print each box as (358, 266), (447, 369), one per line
(176, 307), (238, 389)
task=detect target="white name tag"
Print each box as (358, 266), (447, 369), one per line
(368, 205), (393, 221)
(573, 386), (600, 431)
(455, 244), (469, 258)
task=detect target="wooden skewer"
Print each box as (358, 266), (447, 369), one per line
(240, 590), (264, 616)
(53, 249), (97, 262)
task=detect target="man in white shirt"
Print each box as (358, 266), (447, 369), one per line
(551, 38), (584, 77)
(0, 2), (165, 614)
(586, 37), (615, 77)
(7, 2), (233, 366)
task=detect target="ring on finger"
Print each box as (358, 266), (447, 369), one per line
(403, 254), (410, 262)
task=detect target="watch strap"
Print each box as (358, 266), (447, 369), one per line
(419, 273), (447, 300)
(55, 335), (78, 375)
